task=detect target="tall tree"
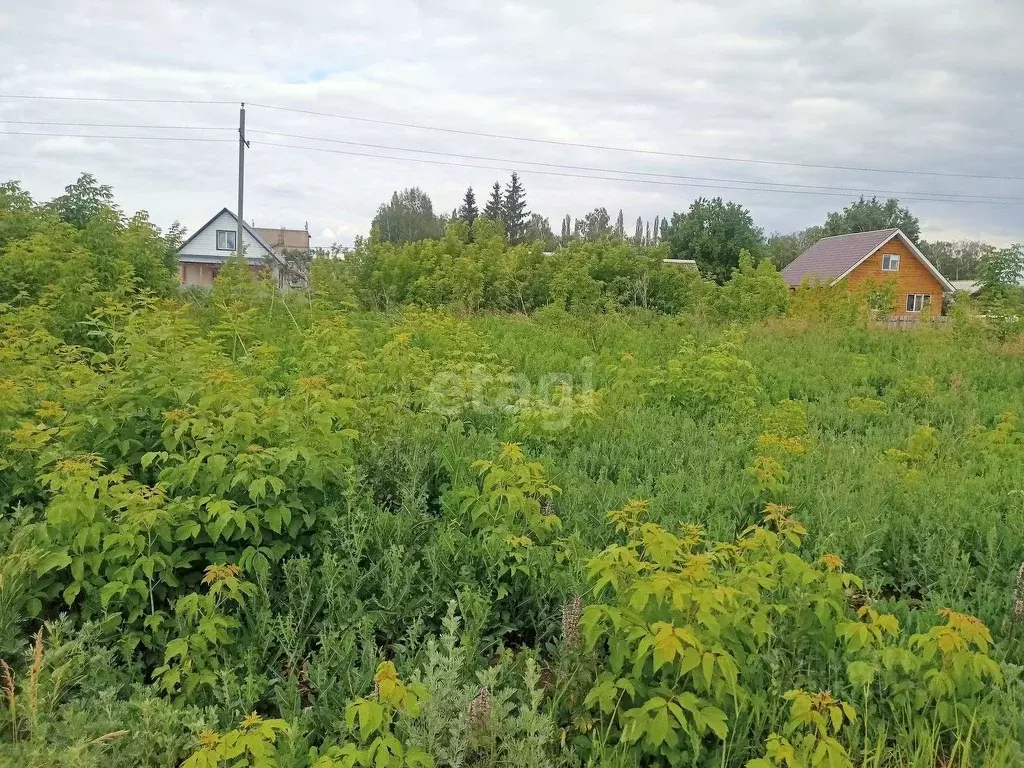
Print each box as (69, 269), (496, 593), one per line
(502, 173), (529, 244)
(583, 207), (611, 241)
(823, 196), (921, 244)
(652, 215), (660, 245)
(645, 222), (651, 246)
(766, 226), (823, 271)
(370, 187), (443, 244)
(633, 216), (643, 246)
(524, 213), (556, 249)
(614, 209), (625, 240)
(664, 197), (765, 283)
(483, 182), (503, 220)
(919, 239), (993, 281)
(48, 172), (117, 229)
(459, 186), (479, 240)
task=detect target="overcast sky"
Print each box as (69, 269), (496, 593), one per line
(1, 0), (1022, 247)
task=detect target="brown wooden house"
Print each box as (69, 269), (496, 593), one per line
(781, 228), (954, 314)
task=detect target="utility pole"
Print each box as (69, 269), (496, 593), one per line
(236, 102), (249, 259)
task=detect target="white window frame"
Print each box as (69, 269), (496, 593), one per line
(881, 253), (900, 271)
(216, 229), (237, 251)
(906, 294), (932, 313)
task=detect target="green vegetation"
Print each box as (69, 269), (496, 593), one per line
(2, 178), (1024, 767)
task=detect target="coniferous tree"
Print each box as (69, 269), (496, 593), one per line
(459, 186), (479, 235)
(483, 182), (503, 220)
(502, 173), (529, 244)
(615, 209), (625, 240)
(634, 216), (643, 246)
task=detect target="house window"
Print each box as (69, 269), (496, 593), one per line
(906, 294), (931, 313)
(216, 230), (237, 251)
(882, 253), (900, 271)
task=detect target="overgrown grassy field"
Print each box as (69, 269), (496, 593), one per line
(3, 182), (1024, 766)
(3, 274), (1024, 766)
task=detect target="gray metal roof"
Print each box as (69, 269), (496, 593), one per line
(781, 228), (899, 288)
(175, 207), (277, 258)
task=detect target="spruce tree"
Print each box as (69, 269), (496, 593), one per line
(459, 186), (479, 227)
(483, 182), (503, 220)
(502, 172), (529, 245)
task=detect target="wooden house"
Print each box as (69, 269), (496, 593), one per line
(781, 228), (954, 314)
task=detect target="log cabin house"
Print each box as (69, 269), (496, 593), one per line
(781, 228), (954, 314)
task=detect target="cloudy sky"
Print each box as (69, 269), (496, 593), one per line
(1, 0), (1022, 247)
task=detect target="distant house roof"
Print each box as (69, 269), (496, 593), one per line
(950, 280), (982, 294)
(255, 226), (311, 252)
(176, 207), (276, 260)
(663, 259), (698, 268)
(781, 228), (955, 292)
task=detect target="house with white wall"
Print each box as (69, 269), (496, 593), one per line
(176, 208), (308, 289)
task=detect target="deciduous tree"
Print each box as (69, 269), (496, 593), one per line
(664, 197), (765, 283)
(823, 196), (921, 244)
(370, 187), (443, 244)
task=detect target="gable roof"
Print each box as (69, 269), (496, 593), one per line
(176, 207), (276, 259)
(255, 227), (311, 251)
(781, 228), (954, 292)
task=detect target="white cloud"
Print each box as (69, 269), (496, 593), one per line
(0, 0), (1021, 246)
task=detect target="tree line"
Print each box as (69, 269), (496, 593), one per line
(371, 176), (1001, 284)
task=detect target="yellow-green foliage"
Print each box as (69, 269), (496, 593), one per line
(2, 193), (1024, 767)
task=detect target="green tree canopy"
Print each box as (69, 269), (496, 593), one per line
(524, 213), (556, 249)
(919, 239), (993, 281)
(822, 196), (921, 243)
(765, 226), (824, 270)
(502, 173), (529, 245)
(459, 186), (478, 229)
(664, 197), (765, 283)
(483, 182), (503, 221)
(370, 187), (443, 244)
(47, 172), (118, 230)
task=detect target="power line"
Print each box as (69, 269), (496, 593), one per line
(0, 94), (233, 105)
(0, 130), (233, 142)
(247, 101), (1024, 183)
(4, 93), (1018, 183)
(249, 140), (1024, 206)
(248, 129), (1024, 203)
(0, 119), (231, 131)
